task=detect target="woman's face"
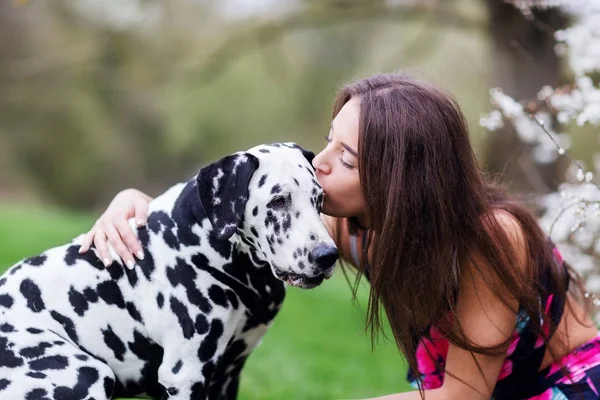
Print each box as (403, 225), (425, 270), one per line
(312, 97), (366, 221)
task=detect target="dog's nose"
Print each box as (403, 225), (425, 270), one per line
(310, 244), (339, 270)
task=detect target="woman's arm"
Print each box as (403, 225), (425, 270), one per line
(79, 188), (153, 268)
(361, 213), (527, 400)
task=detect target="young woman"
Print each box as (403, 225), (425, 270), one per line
(79, 73), (600, 399)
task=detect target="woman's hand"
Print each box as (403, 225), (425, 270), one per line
(79, 188), (153, 269)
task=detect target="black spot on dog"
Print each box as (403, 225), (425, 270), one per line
(26, 371), (46, 379)
(208, 285), (228, 308)
(75, 354), (89, 361)
(20, 342), (52, 359)
(96, 280), (125, 309)
(170, 296), (195, 339)
(25, 388), (50, 400)
(225, 289), (239, 310)
(104, 376), (115, 399)
(167, 258), (212, 314)
(282, 214), (292, 233)
(137, 228), (156, 280)
(171, 182), (202, 247)
(126, 302), (143, 323)
(53, 366), (99, 400)
(156, 292), (164, 309)
(270, 184), (281, 194)
(195, 314), (209, 335)
(20, 279), (45, 312)
(198, 318), (224, 362)
(125, 266), (139, 288)
(83, 287), (99, 303)
(252, 206), (258, 216)
(191, 382), (206, 399)
(68, 287), (89, 317)
(167, 387), (179, 396)
(0, 278), (5, 288)
(0, 378), (10, 390)
(259, 148), (270, 153)
(0, 294), (13, 308)
(0, 336), (24, 368)
(0, 323), (15, 333)
(65, 246), (104, 270)
(50, 311), (78, 342)
(294, 178), (299, 186)
(9, 264), (22, 275)
(273, 220), (281, 235)
(25, 254), (47, 267)
(258, 175), (267, 188)
(127, 330), (163, 397)
(298, 261), (305, 270)
(172, 359), (183, 374)
(202, 359), (215, 381)
(250, 226), (259, 237)
(208, 233), (232, 259)
(26, 327), (43, 334)
(102, 325), (126, 361)
(29, 355), (68, 371)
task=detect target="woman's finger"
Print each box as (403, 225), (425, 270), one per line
(114, 218), (144, 260)
(133, 196), (149, 227)
(78, 227), (96, 253)
(93, 230), (112, 267)
(104, 222), (135, 270)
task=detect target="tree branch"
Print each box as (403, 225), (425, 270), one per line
(172, 3), (488, 86)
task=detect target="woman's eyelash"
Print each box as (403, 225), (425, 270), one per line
(324, 135), (331, 143)
(339, 157), (354, 169)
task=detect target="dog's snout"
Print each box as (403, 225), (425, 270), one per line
(310, 243), (339, 269)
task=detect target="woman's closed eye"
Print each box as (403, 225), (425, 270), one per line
(339, 153), (355, 169)
(325, 135), (355, 169)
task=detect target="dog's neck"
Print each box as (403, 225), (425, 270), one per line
(157, 180), (271, 270)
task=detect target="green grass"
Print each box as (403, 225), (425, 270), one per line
(0, 204), (410, 400)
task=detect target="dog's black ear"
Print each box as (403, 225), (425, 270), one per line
(301, 148), (315, 166)
(283, 143), (315, 166)
(196, 153), (259, 240)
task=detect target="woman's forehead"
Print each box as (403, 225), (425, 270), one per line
(332, 98), (360, 143)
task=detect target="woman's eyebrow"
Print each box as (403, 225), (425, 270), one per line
(331, 123), (358, 156)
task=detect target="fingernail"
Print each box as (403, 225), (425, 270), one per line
(136, 250), (145, 260)
(103, 258), (111, 267)
(78, 247), (84, 254)
(126, 260), (135, 270)
(137, 219), (145, 226)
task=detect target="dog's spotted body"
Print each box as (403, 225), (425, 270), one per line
(0, 143), (338, 400)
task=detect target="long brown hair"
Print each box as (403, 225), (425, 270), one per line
(333, 73), (591, 394)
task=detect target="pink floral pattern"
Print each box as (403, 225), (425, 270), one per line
(408, 243), (600, 398)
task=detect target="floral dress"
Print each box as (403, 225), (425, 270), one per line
(406, 243), (600, 399)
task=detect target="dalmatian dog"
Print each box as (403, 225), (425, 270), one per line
(0, 143), (338, 400)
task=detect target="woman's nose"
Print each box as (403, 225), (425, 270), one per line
(312, 150), (331, 175)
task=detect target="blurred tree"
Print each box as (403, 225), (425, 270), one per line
(483, 0), (569, 196)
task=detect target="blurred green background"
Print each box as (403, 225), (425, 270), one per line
(0, 0), (594, 399)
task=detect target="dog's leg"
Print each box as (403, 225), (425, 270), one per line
(0, 327), (116, 400)
(205, 323), (270, 400)
(156, 317), (239, 400)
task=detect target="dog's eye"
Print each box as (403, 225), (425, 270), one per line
(269, 196), (286, 209)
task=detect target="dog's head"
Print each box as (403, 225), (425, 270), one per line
(196, 143), (338, 289)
